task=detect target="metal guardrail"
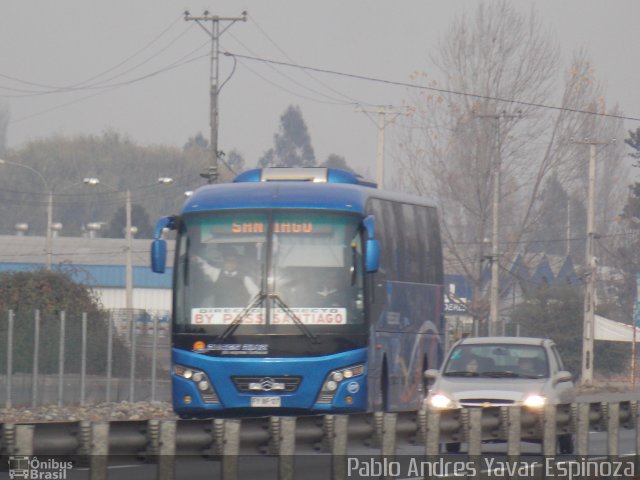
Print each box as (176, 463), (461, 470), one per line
(1, 401), (639, 480)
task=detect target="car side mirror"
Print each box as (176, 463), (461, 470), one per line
(553, 371), (573, 384)
(424, 369), (440, 381)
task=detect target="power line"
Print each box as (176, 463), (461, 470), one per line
(222, 51), (640, 123)
(0, 16), (188, 97)
(9, 49), (209, 124)
(248, 15), (368, 107)
(229, 18), (367, 107)
(0, 175), (200, 209)
(233, 57), (353, 106)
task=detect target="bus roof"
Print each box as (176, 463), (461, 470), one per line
(182, 181), (437, 215)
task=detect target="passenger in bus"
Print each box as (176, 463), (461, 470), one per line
(192, 249), (259, 306)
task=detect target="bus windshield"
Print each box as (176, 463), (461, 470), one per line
(174, 210), (366, 336)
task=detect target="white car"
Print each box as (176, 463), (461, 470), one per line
(424, 336), (575, 453)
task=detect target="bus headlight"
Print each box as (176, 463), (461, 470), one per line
(175, 365), (194, 379)
(316, 364), (365, 404)
(173, 364), (219, 404)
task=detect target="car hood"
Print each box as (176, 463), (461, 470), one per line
(434, 376), (548, 403)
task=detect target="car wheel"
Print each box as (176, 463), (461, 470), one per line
(445, 442), (461, 453)
(558, 433), (574, 454)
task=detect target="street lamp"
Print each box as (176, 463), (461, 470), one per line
(0, 158), (53, 270)
(83, 178), (135, 312)
(83, 177), (174, 312)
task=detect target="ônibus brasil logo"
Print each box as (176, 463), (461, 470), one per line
(8, 456), (73, 480)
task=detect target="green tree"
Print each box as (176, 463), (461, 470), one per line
(606, 130), (640, 318)
(530, 174), (569, 256)
(223, 148), (246, 175)
(320, 154), (354, 172)
(625, 126), (640, 165)
(511, 286), (628, 377)
(259, 105), (316, 167)
(183, 131), (208, 151)
(104, 203), (154, 239)
(0, 131), (204, 237)
(529, 174), (586, 258)
(0, 270), (135, 375)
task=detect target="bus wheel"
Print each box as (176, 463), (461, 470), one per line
(381, 362), (389, 412)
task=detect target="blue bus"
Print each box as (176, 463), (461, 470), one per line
(151, 167), (443, 417)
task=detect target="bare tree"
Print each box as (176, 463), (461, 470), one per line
(395, 1), (620, 328)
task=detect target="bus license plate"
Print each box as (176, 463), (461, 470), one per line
(251, 396), (281, 407)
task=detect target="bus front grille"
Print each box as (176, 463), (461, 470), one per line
(232, 376), (302, 393)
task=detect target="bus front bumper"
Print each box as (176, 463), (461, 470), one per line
(171, 347), (368, 417)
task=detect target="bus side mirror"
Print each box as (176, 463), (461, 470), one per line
(150, 215), (176, 274)
(365, 239), (380, 272)
(151, 239), (167, 273)
(363, 215), (380, 273)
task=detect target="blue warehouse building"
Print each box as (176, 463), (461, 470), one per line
(0, 233), (174, 318)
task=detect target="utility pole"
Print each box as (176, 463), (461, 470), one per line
(185, 10), (247, 184)
(476, 111), (521, 336)
(573, 139), (610, 385)
(355, 106), (406, 188)
(566, 198), (571, 256)
(125, 189), (133, 313)
(46, 190), (53, 270)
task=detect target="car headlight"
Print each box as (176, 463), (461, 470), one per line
(429, 393), (457, 410)
(523, 394), (546, 408)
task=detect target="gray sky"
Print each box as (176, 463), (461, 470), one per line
(2, 0), (639, 180)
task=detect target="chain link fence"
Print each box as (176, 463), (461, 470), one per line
(0, 309), (171, 407)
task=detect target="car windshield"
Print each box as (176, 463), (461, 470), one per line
(443, 344), (549, 378)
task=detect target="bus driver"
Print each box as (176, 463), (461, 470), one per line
(192, 249), (259, 307)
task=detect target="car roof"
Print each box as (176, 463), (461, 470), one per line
(456, 336), (551, 347)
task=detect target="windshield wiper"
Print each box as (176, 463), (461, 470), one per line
(217, 292), (319, 344)
(218, 291), (266, 341)
(444, 371), (479, 377)
(270, 293), (319, 344)
(480, 371), (520, 378)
